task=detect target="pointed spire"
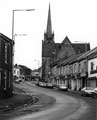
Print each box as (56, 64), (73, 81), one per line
(44, 3), (54, 43)
(46, 3), (52, 38)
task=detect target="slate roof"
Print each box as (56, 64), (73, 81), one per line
(19, 65), (31, 70)
(77, 46), (97, 61)
(0, 33), (13, 44)
(87, 51), (97, 60)
(58, 54), (81, 66)
(69, 54), (83, 64)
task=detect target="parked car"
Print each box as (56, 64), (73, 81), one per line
(91, 88), (97, 99)
(14, 79), (22, 83)
(38, 82), (44, 87)
(80, 87), (95, 97)
(58, 84), (68, 91)
(43, 82), (47, 87)
(46, 83), (53, 88)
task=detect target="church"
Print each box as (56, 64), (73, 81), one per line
(42, 4), (90, 82)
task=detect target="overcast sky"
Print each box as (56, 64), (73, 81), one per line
(0, 0), (97, 70)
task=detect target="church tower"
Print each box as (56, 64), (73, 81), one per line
(44, 3), (54, 43)
(42, 4), (55, 81)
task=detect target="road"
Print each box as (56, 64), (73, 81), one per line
(9, 81), (97, 120)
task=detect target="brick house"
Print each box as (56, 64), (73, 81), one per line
(0, 33), (13, 98)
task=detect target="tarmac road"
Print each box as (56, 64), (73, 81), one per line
(12, 82), (89, 120)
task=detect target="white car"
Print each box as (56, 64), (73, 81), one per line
(81, 87), (95, 96)
(46, 83), (53, 88)
(58, 84), (68, 91)
(39, 82), (44, 87)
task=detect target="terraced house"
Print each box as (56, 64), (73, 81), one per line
(0, 33), (13, 98)
(51, 47), (97, 91)
(88, 49), (97, 87)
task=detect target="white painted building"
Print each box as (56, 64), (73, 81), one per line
(13, 65), (20, 80)
(88, 52), (97, 88)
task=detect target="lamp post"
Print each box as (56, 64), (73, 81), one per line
(12, 8), (35, 80)
(12, 9), (35, 41)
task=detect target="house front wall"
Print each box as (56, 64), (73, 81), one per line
(79, 59), (87, 75)
(88, 58), (97, 77)
(63, 66), (66, 76)
(72, 62), (79, 74)
(14, 68), (20, 78)
(79, 59), (88, 88)
(71, 62), (79, 90)
(0, 35), (13, 98)
(88, 58), (97, 87)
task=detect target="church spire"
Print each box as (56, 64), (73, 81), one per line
(46, 3), (52, 37)
(44, 3), (54, 43)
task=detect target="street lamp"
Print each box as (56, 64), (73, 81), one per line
(12, 8), (35, 80)
(12, 9), (35, 41)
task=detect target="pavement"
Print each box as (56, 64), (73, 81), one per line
(0, 86), (39, 114)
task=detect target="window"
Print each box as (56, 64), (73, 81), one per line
(96, 66), (97, 70)
(9, 72), (10, 88)
(5, 43), (8, 63)
(14, 69), (16, 74)
(91, 62), (94, 71)
(79, 64), (81, 73)
(4, 71), (7, 90)
(0, 72), (1, 85)
(74, 64), (76, 73)
(84, 61), (87, 72)
(8, 44), (11, 64)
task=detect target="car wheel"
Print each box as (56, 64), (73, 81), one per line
(92, 94), (97, 99)
(81, 93), (83, 96)
(83, 93), (86, 97)
(81, 92), (83, 96)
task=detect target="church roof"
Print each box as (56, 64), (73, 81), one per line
(72, 43), (90, 54)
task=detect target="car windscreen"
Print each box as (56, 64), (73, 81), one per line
(86, 87), (94, 90)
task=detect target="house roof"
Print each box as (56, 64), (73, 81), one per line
(60, 54), (79, 66)
(52, 56), (67, 67)
(77, 46), (97, 61)
(87, 51), (97, 60)
(69, 54), (82, 64)
(0, 33), (13, 44)
(19, 65), (32, 71)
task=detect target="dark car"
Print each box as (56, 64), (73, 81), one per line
(91, 88), (97, 99)
(80, 87), (95, 97)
